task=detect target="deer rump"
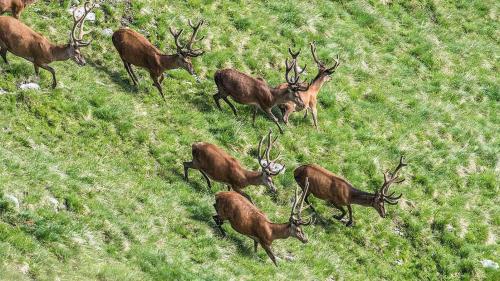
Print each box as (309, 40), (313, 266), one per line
(111, 28), (162, 69)
(294, 164), (351, 204)
(214, 69), (274, 106)
(0, 16), (51, 63)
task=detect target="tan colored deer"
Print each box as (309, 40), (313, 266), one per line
(0, 1), (94, 88)
(279, 42), (340, 128)
(213, 178), (313, 266)
(213, 50), (309, 134)
(183, 130), (285, 202)
(112, 19), (205, 101)
(294, 156), (407, 226)
(0, 0), (36, 19)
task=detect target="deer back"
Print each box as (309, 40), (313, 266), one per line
(294, 164), (352, 205)
(214, 69), (274, 107)
(0, 16), (52, 60)
(112, 28), (164, 70)
(191, 142), (248, 185)
(215, 191), (271, 237)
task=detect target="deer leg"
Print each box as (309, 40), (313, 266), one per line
(282, 108), (291, 125)
(128, 64), (139, 84)
(261, 244), (277, 266)
(38, 64), (56, 88)
(0, 48), (8, 64)
(254, 240), (258, 253)
(150, 73), (166, 101)
(311, 107), (319, 129)
(223, 97), (238, 116)
(212, 212), (226, 237)
(252, 106), (258, 125)
(331, 202), (346, 221)
(159, 73), (165, 84)
(346, 205), (354, 227)
(235, 189), (253, 204)
(183, 161), (193, 181)
(303, 108), (308, 119)
(264, 109), (284, 134)
(213, 93), (223, 111)
(34, 65), (39, 76)
(200, 171), (212, 191)
(122, 61), (137, 86)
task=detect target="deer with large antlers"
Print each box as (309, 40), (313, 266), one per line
(294, 156), (407, 226)
(112, 19), (205, 101)
(0, 1), (94, 88)
(183, 130), (285, 202)
(0, 0), (37, 19)
(213, 49), (309, 134)
(213, 178), (312, 266)
(279, 42), (340, 128)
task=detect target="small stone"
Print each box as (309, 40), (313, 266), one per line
(481, 259), (499, 270)
(47, 196), (59, 211)
(0, 89), (7, 95)
(395, 259), (404, 266)
(4, 194), (20, 210)
(19, 263), (29, 274)
(68, 7), (96, 21)
(19, 83), (40, 90)
(102, 28), (114, 37)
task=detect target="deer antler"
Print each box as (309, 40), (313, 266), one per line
(170, 19), (205, 57)
(285, 53), (309, 92)
(290, 178), (314, 225)
(288, 48), (301, 61)
(310, 42), (340, 73)
(257, 129), (284, 175)
(71, 1), (95, 47)
(379, 156), (407, 204)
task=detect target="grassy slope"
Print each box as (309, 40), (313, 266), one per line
(0, 0), (498, 280)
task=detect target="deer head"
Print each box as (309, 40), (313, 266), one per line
(310, 42), (340, 81)
(373, 156), (408, 218)
(169, 19), (205, 76)
(289, 177), (314, 243)
(285, 52), (309, 107)
(257, 129), (285, 194)
(69, 1), (95, 66)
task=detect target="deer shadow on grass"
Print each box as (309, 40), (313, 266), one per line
(86, 59), (137, 93)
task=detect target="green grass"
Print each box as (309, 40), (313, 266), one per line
(0, 0), (499, 280)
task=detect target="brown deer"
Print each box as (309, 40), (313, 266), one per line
(0, 1), (94, 88)
(293, 156), (407, 226)
(0, 0), (36, 19)
(279, 42), (340, 128)
(183, 130), (285, 202)
(213, 50), (309, 134)
(213, 178), (313, 266)
(112, 19), (205, 101)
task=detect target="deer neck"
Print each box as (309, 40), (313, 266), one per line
(50, 44), (73, 62)
(309, 74), (329, 93)
(269, 223), (291, 240)
(243, 170), (263, 187)
(269, 86), (290, 104)
(350, 188), (376, 207)
(159, 54), (179, 71)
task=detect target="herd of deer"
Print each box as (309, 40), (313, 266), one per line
(0, 1), (410, 266)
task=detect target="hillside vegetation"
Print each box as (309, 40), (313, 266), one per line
(0, 0), (498, 280)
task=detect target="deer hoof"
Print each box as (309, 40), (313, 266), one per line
(346, 221), (354, 227)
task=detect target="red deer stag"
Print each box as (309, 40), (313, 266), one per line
(0, 1), (94, 88)
(183, 130), (285, 202)
(213, 178), (312, 266)
(112, 19), (205, 101)
(279, 42), (340, 128)
(0, 0), (37, 19)
(213, 50), (309, 134)
(294, 156), (407, 226)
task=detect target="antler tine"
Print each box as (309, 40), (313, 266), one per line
(310, 42), (322, 67)
(257, 132), (272, 169)
(70, 1), (95, 46)
(290, 183), (300, 218)
(265, 129), (272, 166)
(327, 54), (341, 72)
(296, 178), (314, 225)
(381, 156), (408, 196)
(285, 59), (296, 84)
(288, 47), (300, 60)
(169, 27), (186, 52)
(186, 19), (205, 51)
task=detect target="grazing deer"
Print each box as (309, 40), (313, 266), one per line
(213, 178), (313, 266)
(279, 42), (340, 128)
(0, 1), (94, 88)
(213, 49), (309, 134)
(112, 19), (205, 101)
(183, 130), (285, 202)
(0, 0), (36, 19)
(294, 156), (407, 226)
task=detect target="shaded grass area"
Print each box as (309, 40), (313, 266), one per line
(0, 0), (498, 280)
